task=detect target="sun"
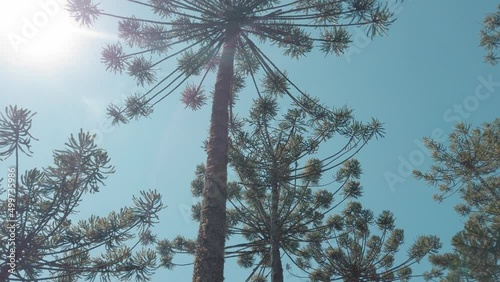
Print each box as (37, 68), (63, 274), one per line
(0, 1), (99, 70)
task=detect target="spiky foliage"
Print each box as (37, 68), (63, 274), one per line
(301, 201), (441, 282)
(160, 97), (385, 281)
(0, 106), (37, 160)
(0, 105), (38, 234)
(67, 1), (401, 280)
(414, 118), (500, 281)
(480, 4), (500, 65)
(0, 106), (165, 281)
(67, 0), (399, 117)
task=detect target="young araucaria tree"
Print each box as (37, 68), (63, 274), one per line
(159, 95), (383, 280)
(225, 95), (384, 282)
(67, 1), (401, 280)
(0, 106), (164, 281)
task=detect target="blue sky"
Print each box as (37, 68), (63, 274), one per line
(1, 0), (499, 281)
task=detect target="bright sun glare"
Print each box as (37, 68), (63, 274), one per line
(0, 1), (100, 69)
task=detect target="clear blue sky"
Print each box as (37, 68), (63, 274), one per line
(1, 0), (499, 281)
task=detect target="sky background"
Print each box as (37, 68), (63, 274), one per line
(1, 0), (499, 281)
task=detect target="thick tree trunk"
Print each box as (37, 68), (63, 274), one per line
(192, 31), (237, 282)
(270, 169), (284, 282)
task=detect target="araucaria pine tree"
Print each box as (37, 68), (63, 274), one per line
(196, 96), (382, 281)
(301, 201), (441, 281)
(0, 106), (164, 281)
(68, 1), (401, 280)
(414, 118), (500, 281)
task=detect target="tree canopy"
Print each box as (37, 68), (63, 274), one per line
(302, 201), (441, 282)
(0, 106), (165, 281)
(414, 118), (500, 281)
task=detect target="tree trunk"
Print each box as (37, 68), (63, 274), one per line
(192, 30), (238, 282)
(270, 168), (284, 282)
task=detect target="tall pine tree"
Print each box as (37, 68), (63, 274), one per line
(68, 1), (401, 280)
